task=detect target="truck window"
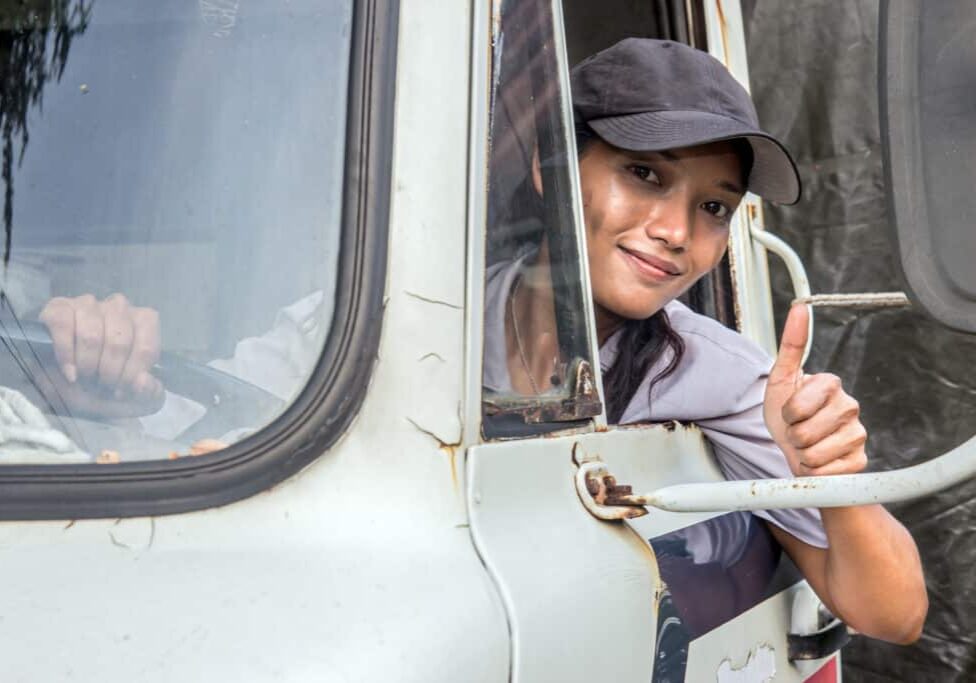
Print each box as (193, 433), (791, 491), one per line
(0, 0), (395, 520)
(0, 0), (352, 466)
(481, 0), (602, 438)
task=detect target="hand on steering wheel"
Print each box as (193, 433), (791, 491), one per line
(38, 293), (164, 418)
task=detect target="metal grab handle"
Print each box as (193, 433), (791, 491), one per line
(577, 432), (976, 516)
(749, 226), (813, 364)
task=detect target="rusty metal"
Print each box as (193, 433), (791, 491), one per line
(574, 459), (648, 520)
(483, 358), (602, 424)
(791, 292), (911, 309)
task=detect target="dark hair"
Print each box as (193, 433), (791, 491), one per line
(575, 122), (753, 423)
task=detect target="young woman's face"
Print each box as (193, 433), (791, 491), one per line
(578, 139), (745, 328)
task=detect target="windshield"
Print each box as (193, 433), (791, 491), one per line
(0, 0), (352, 463)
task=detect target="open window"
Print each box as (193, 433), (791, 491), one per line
(561, 0), (737, 328)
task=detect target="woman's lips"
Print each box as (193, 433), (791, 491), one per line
(619, 246), (682, 283)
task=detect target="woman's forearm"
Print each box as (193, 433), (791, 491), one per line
(820, 504), (927, 643)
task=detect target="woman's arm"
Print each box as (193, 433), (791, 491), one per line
(763, 305), (927, 643)
(769, 509), (926, 643)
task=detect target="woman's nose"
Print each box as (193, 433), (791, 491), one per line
(644, 200), (693, 251)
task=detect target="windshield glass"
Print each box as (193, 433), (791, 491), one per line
(0, 0), (352, 464)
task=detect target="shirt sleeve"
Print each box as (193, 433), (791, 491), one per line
(696, 381), (829, 549)
(617, 302), (829, 549)
(140, 291), (326, 442)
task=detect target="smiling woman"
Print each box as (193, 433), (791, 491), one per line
(577, 140), (746, 332)
(482, 25), (926, 654)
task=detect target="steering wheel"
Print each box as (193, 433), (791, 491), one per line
(0, 317), (285, 448)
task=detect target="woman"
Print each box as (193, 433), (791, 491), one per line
(487, 38), (927, 644)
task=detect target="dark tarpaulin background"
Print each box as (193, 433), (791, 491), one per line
(741, 1), (976, 680)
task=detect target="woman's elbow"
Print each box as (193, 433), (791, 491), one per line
(852, 586), (928, 645)
(892, 591), (928, 645)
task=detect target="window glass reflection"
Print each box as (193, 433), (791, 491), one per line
(482, 0), (599, 436)
(0, 0), (352, 463)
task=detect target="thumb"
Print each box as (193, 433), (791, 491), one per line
(768, 303), (809, 389)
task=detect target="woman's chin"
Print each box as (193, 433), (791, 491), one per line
(602, 301), (666, 322)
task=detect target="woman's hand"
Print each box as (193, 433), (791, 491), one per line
(762, 304), (867, 476)
(37, 293), (164, 418)
(761, 303), (927, 644)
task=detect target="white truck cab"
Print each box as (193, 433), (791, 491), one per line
(0, 1), (970, 681)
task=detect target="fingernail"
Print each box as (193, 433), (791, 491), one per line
(64, 364), (77, 383)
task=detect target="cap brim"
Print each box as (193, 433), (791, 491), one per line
(588, 110), (801, 205)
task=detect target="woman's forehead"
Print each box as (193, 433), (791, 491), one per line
(610, 139), (741, 161)
(586, 138), (746, 191)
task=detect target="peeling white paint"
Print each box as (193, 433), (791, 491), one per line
(716, 644), (776, 683)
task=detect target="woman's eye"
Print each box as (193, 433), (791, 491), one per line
(628, 164), (660, 184)
(702, 201), (731, 219)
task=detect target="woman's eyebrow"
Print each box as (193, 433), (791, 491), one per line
(716, 179), (745, 195)
(630, 150), (679, 162)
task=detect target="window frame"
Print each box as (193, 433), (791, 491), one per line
(479, 0), (606, 440)
(0, 0), (398, 520)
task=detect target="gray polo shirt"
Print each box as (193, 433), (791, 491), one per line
(485, 253), (828, 549)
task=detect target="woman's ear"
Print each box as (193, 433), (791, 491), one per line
(531, 144), (543, 197)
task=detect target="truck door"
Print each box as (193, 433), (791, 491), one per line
(466, 1), (838, 682)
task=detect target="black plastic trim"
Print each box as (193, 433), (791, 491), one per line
(880, 0), (976, 333)
(0, 0), (399, 520)
(788, 619), (851, 661)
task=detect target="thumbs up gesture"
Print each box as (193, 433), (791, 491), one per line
(763, 304), (868, 477)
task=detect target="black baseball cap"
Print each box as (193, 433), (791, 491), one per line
(571, 38), (801, 205)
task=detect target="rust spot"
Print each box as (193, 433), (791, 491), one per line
(662, 420), (677, 432)
(748, 203), (758, 221)
(726, 240), (744, 330)
(482, 359), (602, 424)
(442, 444), (458, 488)
(405, 416), (462, 490)
(595, 424), (608, 433)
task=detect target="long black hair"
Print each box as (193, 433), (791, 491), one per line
(574, 123), (753, 423)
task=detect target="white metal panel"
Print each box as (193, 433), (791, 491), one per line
(467, 431), (663, 683)
(685, 581), (840, 682)
(0, 1), (510, 681)
(592, 424), (731, 539)
(467, 424), (738, 682)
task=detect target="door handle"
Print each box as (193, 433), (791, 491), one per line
(750, 226), (911, 365)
